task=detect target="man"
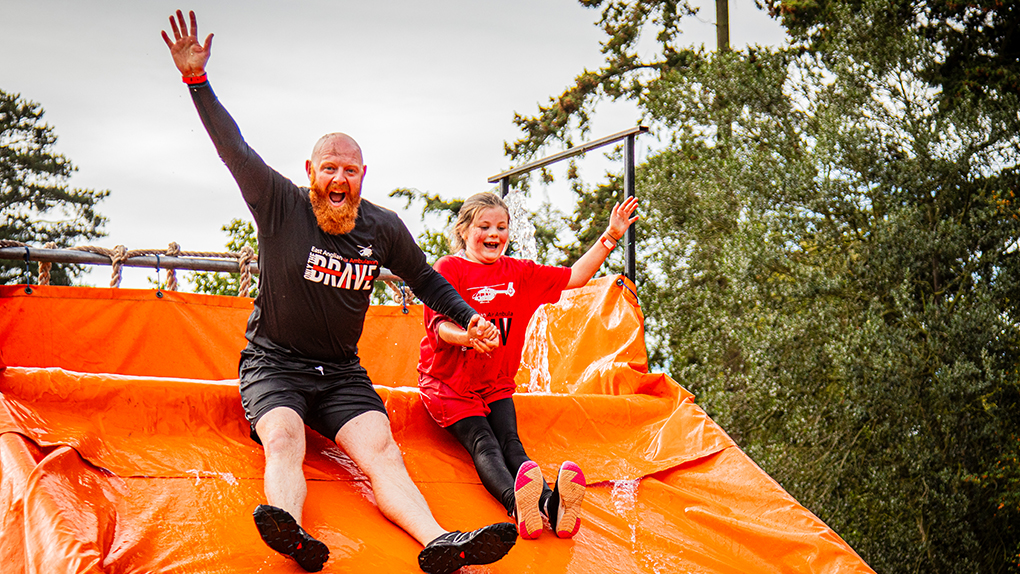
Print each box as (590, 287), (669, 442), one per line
(161, 10), (514, 574)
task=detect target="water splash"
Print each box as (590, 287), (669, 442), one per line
(186, 469), (238, 486)
(611, 478), (642, 545)
(523, 306), (551, 393)
(504, 188), (538, 261)
(611, 478), (641, 514)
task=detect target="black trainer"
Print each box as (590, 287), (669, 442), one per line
(252, 504), (330, 572)
(417, 522), (518, 574)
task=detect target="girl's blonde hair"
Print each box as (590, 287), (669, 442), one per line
(450, 192), (510, 252)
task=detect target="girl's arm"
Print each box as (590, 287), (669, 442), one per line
(567, 196), (639, 288)
(436, 315), (499, 353)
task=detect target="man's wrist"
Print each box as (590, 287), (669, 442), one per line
(182, 71), (208, 85)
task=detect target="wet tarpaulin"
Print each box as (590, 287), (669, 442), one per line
(0, 277), (874, 573)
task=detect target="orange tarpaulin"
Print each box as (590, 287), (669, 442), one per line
(0, 278), (874, 573)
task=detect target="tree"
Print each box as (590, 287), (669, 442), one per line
(508, 1), (1020, 571)
(1, 90), (108, 285)
(760, 0), (1020, 106)
(189, 218), (259, 297)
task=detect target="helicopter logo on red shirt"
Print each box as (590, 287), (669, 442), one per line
(470, 282), (515, 304)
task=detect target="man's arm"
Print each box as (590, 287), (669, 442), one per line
(162, 10), (280, 212)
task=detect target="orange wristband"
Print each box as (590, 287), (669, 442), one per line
(601, 233), (617, 250)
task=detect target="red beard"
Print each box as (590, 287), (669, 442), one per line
(309, 181), (361, 235)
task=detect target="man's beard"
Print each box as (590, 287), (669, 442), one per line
(309, 182), (361, 235)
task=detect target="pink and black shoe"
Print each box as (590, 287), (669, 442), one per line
(549, 461), (586, 538)
(513, 460), (545, 539)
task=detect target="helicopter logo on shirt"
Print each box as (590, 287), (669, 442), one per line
(471, 282), (515, 304)
(357, 245), (373, 258)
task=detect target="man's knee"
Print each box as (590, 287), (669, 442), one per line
(256, 408), (305, 458)
(373, 435), (406, 468)
(338, 412), (408, 476)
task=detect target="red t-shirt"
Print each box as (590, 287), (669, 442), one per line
(418, 254), (571, 396)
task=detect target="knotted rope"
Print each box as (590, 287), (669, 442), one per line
(237, 245), (256, 297)
(38, 242), (57, 285)
(1, 241), (259, 293)
(166, 242), (181, 291)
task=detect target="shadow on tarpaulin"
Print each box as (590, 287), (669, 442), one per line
(0, 276), (874, 573)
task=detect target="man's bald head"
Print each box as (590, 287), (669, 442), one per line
(311, 132), (363, 165)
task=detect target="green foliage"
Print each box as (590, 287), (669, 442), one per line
(760, 0), (1020, 106)
(190, 218), (259, 297)
(0, 90), (108, 285)
(509, 1), (1020, 571)
(390, 187), (462, 263)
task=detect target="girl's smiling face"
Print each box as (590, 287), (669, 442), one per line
(461, 206), (509, 264)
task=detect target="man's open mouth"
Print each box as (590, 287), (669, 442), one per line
(329, 191), (346, 206)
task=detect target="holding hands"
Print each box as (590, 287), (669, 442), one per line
(464, 315), (500, 353)
(161, 10), (213, 78)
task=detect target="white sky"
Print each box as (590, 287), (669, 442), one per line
(1, 0), (785, 288)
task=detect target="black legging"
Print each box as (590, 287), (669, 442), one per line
(447, 397), (552, 516)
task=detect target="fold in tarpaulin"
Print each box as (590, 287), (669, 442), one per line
(0, 278), (875, 573)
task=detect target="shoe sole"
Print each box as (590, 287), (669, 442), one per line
(515, 461), (544, 539)
(418, 522), (518, 574)
(253, 505), (329, 572)
(554, 461), (586, 538)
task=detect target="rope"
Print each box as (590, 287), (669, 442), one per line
(39, 242), (57, 285)
(166, 242), (181, 291)
(237, 245), (256, 297)
(386, 280), (414, 314)
(2, 242), (261, 290)
(109, 245), (127, 288)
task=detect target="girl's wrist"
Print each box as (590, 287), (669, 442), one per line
(600, 232), (618, 250)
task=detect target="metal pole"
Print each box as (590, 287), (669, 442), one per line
(0, 247), (401, 282)
(624, 134), (636, 283)
(488, 126), (648, 184)
(717, 0), (730, 52)
(487, 126), (647, 285)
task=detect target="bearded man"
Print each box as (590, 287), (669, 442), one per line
(162, 10), (515, 574)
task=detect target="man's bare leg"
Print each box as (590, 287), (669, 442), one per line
(255, 406), (308, 523)
(335, 410), (446, 545)
(252, 406), (329, 572)
(336, 411), (517, 574)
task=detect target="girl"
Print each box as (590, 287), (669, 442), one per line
(417, 191), (639, 539)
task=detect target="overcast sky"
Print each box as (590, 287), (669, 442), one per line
(1, 0), (785, 288)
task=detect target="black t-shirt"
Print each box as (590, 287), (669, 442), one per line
(189, 81), (477, 364)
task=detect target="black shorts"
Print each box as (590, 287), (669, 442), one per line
(238, 345), (387, 444)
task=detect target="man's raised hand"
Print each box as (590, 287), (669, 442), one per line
(161, 10), (213, 77)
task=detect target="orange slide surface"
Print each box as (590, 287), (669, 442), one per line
(0, 277), (874, 573)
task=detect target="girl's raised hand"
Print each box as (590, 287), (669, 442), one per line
(607, 196), (639, 241)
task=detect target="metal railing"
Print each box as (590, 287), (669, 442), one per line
(488, 126), (648, 282)
(0, 245), (400, 291)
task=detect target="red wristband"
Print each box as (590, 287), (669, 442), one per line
(182, 72), (208, 85)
